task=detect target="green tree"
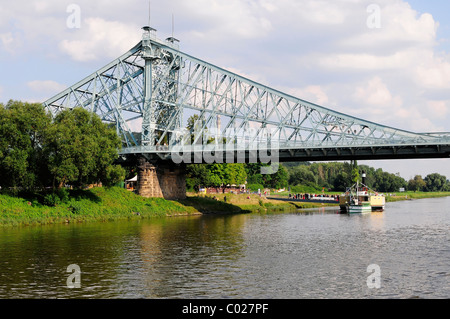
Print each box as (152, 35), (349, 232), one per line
(350, 160), (360, 184)
(223, 164), (247, 186)
(186, 164), (211, 190)
(245, 163), (265, 185)
(351, 167), (360, 184)
(186, 163), (247, 190)
(373, 169), (406, 192)
(102, 165), (127, 187)
(0, 101), (52, 191)
(264, 164), (289, 189)
(207, 163), (225, 187)
(424, 173), (447, 192)
(407, 175), (426, 192)
(186, 114), (215, 144)
(288, 165), (317, 186)
(45, 107), (124, 189)
(333, 173), (349, 191)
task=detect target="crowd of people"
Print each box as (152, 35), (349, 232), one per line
(288, 193), (340, 202)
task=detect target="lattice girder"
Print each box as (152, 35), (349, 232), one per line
(43, 31), (450, 159)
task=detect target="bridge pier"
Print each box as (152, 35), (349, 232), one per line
(137, 157), (186, 200)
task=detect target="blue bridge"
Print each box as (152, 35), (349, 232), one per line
(42, 26), (450, 198)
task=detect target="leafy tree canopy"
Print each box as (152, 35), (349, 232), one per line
(0, 101), (125, 192)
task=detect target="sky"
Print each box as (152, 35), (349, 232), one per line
(1, 0), (450, 180)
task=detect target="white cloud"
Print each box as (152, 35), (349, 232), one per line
(353, 77), (402, 108)
(26, 80), (68, 102)
(426, 100), (450, 119)
(225, 67), (269, 86)
(284, 85), (330, 106)
(0, 32), (15, 53)
(177, 0), (273, 41)
(339, 3), (438, 50)
(27, 80), (67, 95)
(415, 55), (450, 89)
(59, 18), (141, 62)
(298, 0), (346, 25)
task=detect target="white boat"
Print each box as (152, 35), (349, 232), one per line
(348, 197), (372, 214)
(340, 179), (384, 214)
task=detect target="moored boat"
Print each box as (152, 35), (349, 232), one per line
(339, 175), (385, 214)
(347, 197), (372, 214)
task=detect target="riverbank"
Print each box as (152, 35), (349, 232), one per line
(0, 187), (200, 227)
(1, 188), (449, 227)
(385, 191), (450, 202)
(0, 187), (336, 227)
(184, 193), (336, 214)
(268, 190), (450, 204)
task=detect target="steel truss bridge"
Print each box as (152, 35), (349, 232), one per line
(44, 27), (450, 164)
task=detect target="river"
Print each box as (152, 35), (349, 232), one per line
(0, 197), (448, 299)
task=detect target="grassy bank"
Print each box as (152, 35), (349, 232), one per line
(186, 193), (338, 214)
(385, 191), (450, 202)
(0, 188), (336, 227)
(2, 188), (449, 227)
(0, 187), (200, 227)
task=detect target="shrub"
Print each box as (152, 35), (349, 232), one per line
(56, 188), (70, 203)
(247, 183), (265, 192)
(43, 193), (61, 207)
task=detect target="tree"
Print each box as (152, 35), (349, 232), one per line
(223, 164), (247, 186)
(288, 165), (317, 186)
(0, 101), (52, 191)
(102, 164), (127, 187)
(373, 169), (407, 192)
(44, 107), (124, 189)
(351, 160), (360, 184)
(333, 173), (349, 191)
(207, 164), (225, 187)
(186, 164), (211, 190)
(186, 114), (214, 144)
(264, 164), (289, 189)
(245, 163), (265, 185)
(424, 173), (447, 192)
(407, 175), (426, 192)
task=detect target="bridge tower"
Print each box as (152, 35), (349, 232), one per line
(141, 26), (158, 147)
(138, 26), (185, 199)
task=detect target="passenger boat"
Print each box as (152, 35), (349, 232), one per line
(347, 195), (372, 214)
(339, 174), (385, 214)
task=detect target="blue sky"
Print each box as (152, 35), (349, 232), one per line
(1, 0), (450, 180)
(407, 0), (450, 49)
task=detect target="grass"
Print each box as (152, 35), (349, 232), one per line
(385, 191), (450, 202)
(186, 192), (337, 214)
(0, 187), (199, 227)
(2, 187), (449, 227)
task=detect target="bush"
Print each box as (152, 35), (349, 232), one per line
(56, 188), (70, 203)
(290, 184), (322, 194)
(247, 183), (265, 192)
(68, 201), (84, 215)
(42, 188), (70, 206)
(43, 193), (61, 207)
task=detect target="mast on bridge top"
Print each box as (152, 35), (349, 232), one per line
(165, 14), (180, 49)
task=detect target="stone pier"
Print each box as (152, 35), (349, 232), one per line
(136, 158), (186, 200)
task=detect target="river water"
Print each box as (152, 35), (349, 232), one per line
(0, 197), (448, 299)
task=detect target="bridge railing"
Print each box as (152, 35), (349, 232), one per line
(119, 136), (450, 155)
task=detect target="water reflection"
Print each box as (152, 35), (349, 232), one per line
(0, 197), (448, 299)
(135, 215), (247, 298)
